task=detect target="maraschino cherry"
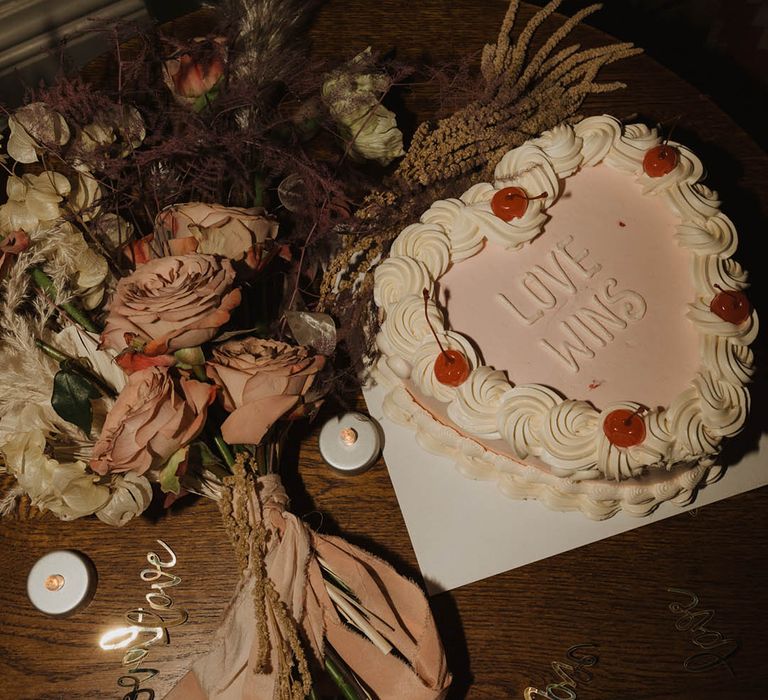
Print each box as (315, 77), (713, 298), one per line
(643, 117), (682, 178)
(603, 407), (646, 448)
(422, 288), (470, 387)
(491, 187), (547, 221)
(643, 144), (679, 177)
(710, 285), (751, 325)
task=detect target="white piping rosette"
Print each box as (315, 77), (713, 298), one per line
(530, 123), (584, 178)
(537, 400), (601, 479)
(373, 256), (432, 311)
(390, 222), (452, 279)
(665, 181), (721, 224)
(637, 143), (705, 195)
(595, 404), (673, 482)
(692, 255), (747, 296)
(687, 300), (758, 345)
(675, 212), (738, 258)
(497, 384), (563, 461)
(458, 182), (549, 250)
(447, 367), (510, 440)
(693, 370), (750, 438)
(603, 122), (660, 173)
(420, 198), (485, 261)
(574, 114), (622, 166)
(494, 143), (563, 209)
(380, 293), (444, 358)
(411, 332), (481, 403)
(701, 335), (754, 386)
(667, 386), (722, 460)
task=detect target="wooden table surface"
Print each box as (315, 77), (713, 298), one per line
(1, 2), (767, 698)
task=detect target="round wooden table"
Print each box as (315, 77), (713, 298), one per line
(1, 2), (766, 698)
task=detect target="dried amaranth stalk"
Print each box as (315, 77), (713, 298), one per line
(220, 455), (312, 699)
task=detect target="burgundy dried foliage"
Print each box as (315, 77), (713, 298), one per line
(12, 17), (371, 270)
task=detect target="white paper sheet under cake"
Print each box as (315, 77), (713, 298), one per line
(363, 382), (768, 594)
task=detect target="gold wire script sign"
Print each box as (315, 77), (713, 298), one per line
(523, 644), (600, 699)
(99, 540), (188, 700)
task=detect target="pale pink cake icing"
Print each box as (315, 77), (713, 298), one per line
(372, 116), (757, 519)
(438, 163), (700, 410)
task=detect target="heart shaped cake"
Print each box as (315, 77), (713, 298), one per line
(372, 115), (757, 519)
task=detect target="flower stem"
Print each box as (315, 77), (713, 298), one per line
(35, 338), (118, 398)
(30, 266), (100, 333)
(324, 645), (365, 700)
(213, 435), (235, 469)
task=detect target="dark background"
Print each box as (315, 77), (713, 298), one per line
(148, 0), (767, 149)
(4, 1), (765, 150)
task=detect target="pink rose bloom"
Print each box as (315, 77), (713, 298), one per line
(156, 202), (278, 265)
(206, 338), (325, 445)
(90, 367), (216, 476)
(101, 255), (241, 356)
(163, 37), (227, 108)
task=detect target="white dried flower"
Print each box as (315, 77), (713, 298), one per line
(92, 213), (134, 253)
(95, 472), (153, 527)
(54, 326), (127, 395)
(71, 166), (102, 222)
(116, 105), (146, 155)
(7, 102), (70, 164)
(322, 47), (404, 166)
(0, 417), (110, 521)
(0, 172), (71, 233)
(61, 227), (109, 309)
(75, 122), (115, 154)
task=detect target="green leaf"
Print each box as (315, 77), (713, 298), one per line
(159, 448), (188, 495)
(191, 79), (222, 113)
(51, 370), (101, 436)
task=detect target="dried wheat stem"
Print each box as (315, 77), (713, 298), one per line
(506, 0), (563, 83)
(517, 4), (601, 90)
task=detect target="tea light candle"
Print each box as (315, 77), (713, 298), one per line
(319, 412), (382, 474)
(27, 550), (96, 617)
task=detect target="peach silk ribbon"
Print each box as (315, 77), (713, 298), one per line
(164, 474), (451, 700)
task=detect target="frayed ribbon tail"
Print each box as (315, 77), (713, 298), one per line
(164, 473), (452, 699)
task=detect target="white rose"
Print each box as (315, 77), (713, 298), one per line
(340, 102), (404, 165)
(322, 47), (404, 166)
(95, 472), (153, 527)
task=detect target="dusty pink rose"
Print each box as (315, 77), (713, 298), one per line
(206, 338), (325, 445)
(163, 37), (227, 108)
(101, 254), (241, 356)
(155, 202), (278, 266)
(90, 367), (216, 475)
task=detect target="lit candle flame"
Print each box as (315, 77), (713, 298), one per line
(44, 574), (65, 591)
(339, 427), (358, 445)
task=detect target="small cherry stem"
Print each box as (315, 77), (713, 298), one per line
(624, 405), (645, 426)
(527, 191), (548, 201)
(661, 114), (683, 146)
(713, 283), (736, 297)
(422, 288), (452, 363)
